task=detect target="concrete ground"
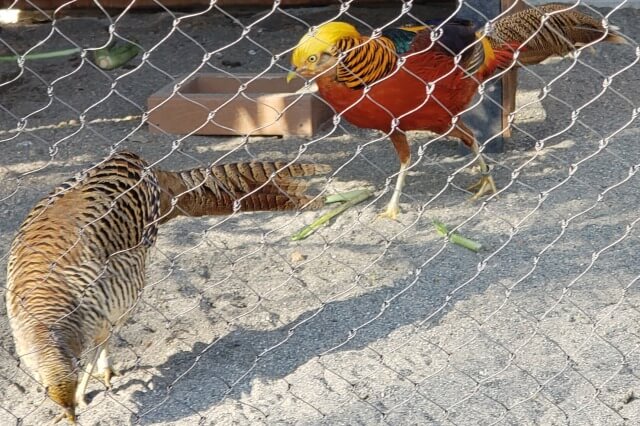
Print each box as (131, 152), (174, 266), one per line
(1, 2), (640, 425)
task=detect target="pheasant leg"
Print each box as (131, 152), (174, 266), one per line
(449, 123), (497, 200)
(378, 130), (410, 220)
(379, 160), (408, 220)
(96, 346), (119, 389)
(467, 144), (496, 200)
(75, 345), (101, 408)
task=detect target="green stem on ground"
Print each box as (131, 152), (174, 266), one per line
(324, 189), (373, 204)
(292, 189), (373, 241)
(433, 220), (483, 252)
(0, 48), (81, 62)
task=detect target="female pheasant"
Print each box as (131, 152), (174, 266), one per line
(5, 150), (329, 423)
(289, 3), (626, 219)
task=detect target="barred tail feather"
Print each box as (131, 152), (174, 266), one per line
(156, 161), (330, 221)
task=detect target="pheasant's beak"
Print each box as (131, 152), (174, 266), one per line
(286, 70), (298, 83)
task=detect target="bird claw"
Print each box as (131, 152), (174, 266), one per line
(52, 412), (66, 425)
(468, 175), (497, 201)
(94, 367), (119, 389)
(52, 408), (76, 425)
(103, 367), (120, 389)
(75, 396), (88, 409)
(376, 203), (400, 221)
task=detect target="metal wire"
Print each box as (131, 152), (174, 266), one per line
(1, 0), (639, 424)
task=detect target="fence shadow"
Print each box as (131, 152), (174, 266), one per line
(121, 264), (481, 424)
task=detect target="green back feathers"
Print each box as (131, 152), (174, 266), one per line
(383, 19), (478, 55)
(381, 26), (426, 54)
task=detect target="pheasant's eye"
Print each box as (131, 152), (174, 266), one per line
(308, 55), (318, 63)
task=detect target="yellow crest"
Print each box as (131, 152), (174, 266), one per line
(291, 21), (360, 68)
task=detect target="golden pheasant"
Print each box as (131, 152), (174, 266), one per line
(289, 3), (626, 219)
(5, 150), (329, 423)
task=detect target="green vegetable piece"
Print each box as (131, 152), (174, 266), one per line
(292, 189), (373, 241)
(94, 41), (139, 70)
(432, 219), (483, 252)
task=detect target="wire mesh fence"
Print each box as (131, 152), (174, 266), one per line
(1, 0), (640, 424)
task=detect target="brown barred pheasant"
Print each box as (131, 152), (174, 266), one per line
(5, 150), (329, 423)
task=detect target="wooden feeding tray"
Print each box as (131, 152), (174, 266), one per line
(147, 73), (334, 137)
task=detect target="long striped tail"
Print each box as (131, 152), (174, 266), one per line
(155, 161), (330, 222)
